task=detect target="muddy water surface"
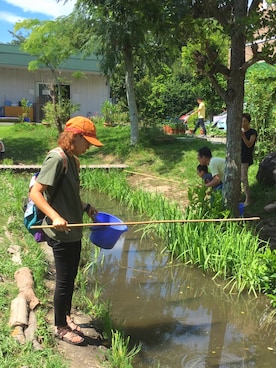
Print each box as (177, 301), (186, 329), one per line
(85, 195), (276, 368)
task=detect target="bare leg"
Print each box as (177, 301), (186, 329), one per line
(241, 163), (250, 206)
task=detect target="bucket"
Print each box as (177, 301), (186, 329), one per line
(90, 212), (128, 249)
(238, 203), (245, 216)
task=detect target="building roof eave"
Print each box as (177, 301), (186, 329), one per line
(0, 43), (102, 74)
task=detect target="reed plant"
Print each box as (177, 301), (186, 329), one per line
(80, 170), (276, 299)
(104, 330), (142, 368)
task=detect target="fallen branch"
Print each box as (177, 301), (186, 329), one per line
(10, 267), (42, 349)
(14, 267), (40, 310)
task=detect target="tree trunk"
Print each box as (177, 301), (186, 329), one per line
(223, 0), (247, 215)
(123, 47), (139, 145)
(50, 72), (63, 133)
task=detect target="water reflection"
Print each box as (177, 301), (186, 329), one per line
(84, 197), (275, 367)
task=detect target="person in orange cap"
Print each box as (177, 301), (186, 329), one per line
(30, 116), (103, 345)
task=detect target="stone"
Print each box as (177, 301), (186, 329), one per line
(264, 202), (276, 213)
(256, 152), (276, 186)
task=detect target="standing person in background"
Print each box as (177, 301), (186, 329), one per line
(241, 113), (257, 206)
(192, 97), (206, 136)
(0, 139), (5, 160)
(30, 116), (103, 346)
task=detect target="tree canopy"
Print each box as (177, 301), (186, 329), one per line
(15, 0), (276, 213)
(179, 0), (276, 212)
(14, 15), (83, 131)
(74, 0), (187, 144)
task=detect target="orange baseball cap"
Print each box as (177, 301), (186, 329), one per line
(64, 116), (103, 147)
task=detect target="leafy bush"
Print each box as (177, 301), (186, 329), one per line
(42, 98), (80, 132)
(101, 100), (129, 125)
(245, 63), (276, 159)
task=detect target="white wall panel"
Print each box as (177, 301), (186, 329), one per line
(0, 67), (110, 121)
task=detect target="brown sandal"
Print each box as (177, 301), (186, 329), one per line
(66, 317), (85, 337)
(55, 326), (84, 345)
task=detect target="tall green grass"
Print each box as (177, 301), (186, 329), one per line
(0, 171), (67, 368)
(104, 330), (142, 368)
(0, 170), (142, 368)
(81, 170), (275, 297)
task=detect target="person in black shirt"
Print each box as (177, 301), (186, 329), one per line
(241, 113), (257, 206)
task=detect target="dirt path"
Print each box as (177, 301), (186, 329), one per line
(126, 173), (189, 209)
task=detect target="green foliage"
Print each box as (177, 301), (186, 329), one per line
(128, 60), (224, 124)
(101, 100), (118, 123)
(101, 100), (129, 124)
(80, 169), (275, 298)
(14, 17), (81, 71)
(187, 185), (229, 219)
(14, 16), (84, 131)
(42, 98), (80, 130)
(20, 98), (32, 122)
(0, 171), (67, 367)
(181, 18), (228, 92)
(245, 63), (276, 159)
(0, 169), (137, 367)
(77, 0), (183, 75)
(76, 0), (190, 143)
(136, 66), (192, 122)
(104, 330), (142, 368)
(256, 248), (276, 297)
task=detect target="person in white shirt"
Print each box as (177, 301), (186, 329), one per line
(0, 139), (5, 160)
(197, 146), (225, 190)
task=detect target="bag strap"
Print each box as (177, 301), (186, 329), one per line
(48, 148), (68, 204)
(49, 147), (68, 174)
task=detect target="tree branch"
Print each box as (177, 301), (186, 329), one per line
(241, 52), (275, 71)
(206, 73), (228, 102)
(210, 63), (231, 78)
(192, 0), (232, 28)
(241, 41), (276, 72)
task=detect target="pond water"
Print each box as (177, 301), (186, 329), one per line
(84, 193), (276, 368)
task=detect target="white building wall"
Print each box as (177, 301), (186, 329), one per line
(0, 67), (110, 120)
(70, 74), (110, 117)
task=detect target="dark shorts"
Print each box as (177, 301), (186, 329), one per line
(214, 182), (223, 191)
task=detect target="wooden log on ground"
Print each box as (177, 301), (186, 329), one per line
(9, 296), (28, 327)
(14, 267), (40, 310)
(24, 310), (36, 342)
(24, 310), (43, 351)
(11, 325), (26, 344)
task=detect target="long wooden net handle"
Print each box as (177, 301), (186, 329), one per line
(30, 216), (260, 229)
